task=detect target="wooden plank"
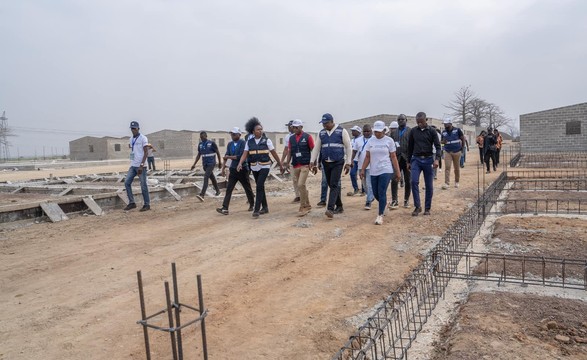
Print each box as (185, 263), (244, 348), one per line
(164, 184), (182, 201)
(40, 202), (69, 222)
(82, 197), (104, 216)
(117, 190), (130, 205)
(58, 187), (73, 196)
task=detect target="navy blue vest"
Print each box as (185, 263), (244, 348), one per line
(319, 125), (345, 162)
(441, 127), (463, 152)
(226, 139), (246, 169)
(289, 132), (312, 166)
(247, 137), (271, 165)
(198, 140), (217, 165)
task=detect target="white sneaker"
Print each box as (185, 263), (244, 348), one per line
(375, 215), (383, 225)
(364, 203), (371, 210)
(441, 183), (449, 190)
(455, 182), (459, 188)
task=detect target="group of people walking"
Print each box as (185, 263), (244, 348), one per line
(124, 113), (492, 225)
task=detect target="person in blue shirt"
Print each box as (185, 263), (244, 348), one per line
(216, 127), (255, 215)
(440, 117), (465, 189)
(191, 131), (222, 199)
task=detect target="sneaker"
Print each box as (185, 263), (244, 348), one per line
(333, 207), (344, 214)
(215, 190), (221, 196)
(423, 209), (431, 215)
(412, 207), (422, 216)
(259, 208), (269, 215)
(403, 200), (409, 208)
(216, 207), (229, 215)
(247, 204), (254, 211)
(298, 207), (311, 217)
(317, 200), (326, 207)
(325, 209), (334, 219)
(292, 197), (300, 203)
(493, 165), (497, 171)
(441, 183), (449, 190)
(374, 215), (383, 225)
(455, 182), (459, 188)
(389, 200), (399, 209)
(196, 195), (204, 201)
(359, 192), (366, 197)
(124, 203), (137, 211)
(364, 202), (371, 210)
(252, 212), (260, 218)
(139, 205), (151, 212)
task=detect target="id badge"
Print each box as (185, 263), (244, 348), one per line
(295, 152), (302, 157)
(130, 152), (135, 160)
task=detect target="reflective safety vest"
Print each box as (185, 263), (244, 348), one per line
(198, 140), (217, 165)
(319, 125), (345, 162)
(289, 132), (312, 166)
(441, 127), (463, 152)
(247, 137), (272, 166)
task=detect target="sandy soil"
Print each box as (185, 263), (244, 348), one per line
(0, 160), (496, 360)
(432, 292), (587, 359)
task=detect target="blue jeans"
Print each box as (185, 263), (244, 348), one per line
(371, 172), (392, 216)
(350, 160), (359, 192)
(362, 168), (375, 205)
(125, 166), (150, 206)
(410, 156), (434, 210)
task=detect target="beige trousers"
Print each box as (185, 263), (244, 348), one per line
(444, 151), (461, 184)
(292, 166), (310, 209)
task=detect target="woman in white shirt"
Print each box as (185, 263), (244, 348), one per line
(359, 121), (401, 225)
(237, 117), (284, 218)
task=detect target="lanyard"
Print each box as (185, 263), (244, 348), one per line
(399, 128), (406, 139)
(232, 141), (238, 154)
(361, 137), (369, 152)
(131, 135), (140, 151)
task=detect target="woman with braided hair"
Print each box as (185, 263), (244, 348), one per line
(237, 117), (284, 218)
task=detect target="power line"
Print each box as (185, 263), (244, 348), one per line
(11, 126), (123, 137)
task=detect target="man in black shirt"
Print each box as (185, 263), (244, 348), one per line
(407, 112), (441, 216)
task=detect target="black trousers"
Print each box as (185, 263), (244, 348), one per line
(222, 167), (255, 209)
(201, 163), (219, 195)
(252, 168), (269, 212)
(323, 160), (344, 211)
(495, 148), (501, 165)
(391, 156), (411, 202)
(478, 148), (484, 164)
(484, 150), (497, 171)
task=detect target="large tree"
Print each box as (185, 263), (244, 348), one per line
(444, 85), (475, 125)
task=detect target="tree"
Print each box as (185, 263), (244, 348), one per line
(444, 85), (475, 125)
(468, 98), (489, 127)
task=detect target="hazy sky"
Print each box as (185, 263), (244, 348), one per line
(1, 0), (586, 157)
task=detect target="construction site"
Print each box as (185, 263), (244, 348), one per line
(1, 142), (586, 360)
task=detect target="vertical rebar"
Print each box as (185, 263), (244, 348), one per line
(171, 263), (184, 360)
(137, 271), (151, 360)
(197, 274), (209, 360)
(164, 281), (179, 360)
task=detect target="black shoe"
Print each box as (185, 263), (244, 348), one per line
(333, 207), (344, 214)
(140, 205), (151, 212)
(317, 200), (326, 207)
(252, 212), (260, 218)
(412, 207), (422, 216)
(259, 208), (269, 215)
(215, 190), (221, 196)
(124, 203), (137, 211)
(325, 209), (334, 219)
(403, 200), (409, 208)
(247, 204), (254, 211)
(423, 209), (431, 215)
(216, 207), (229, 215)
(493, 166), (497, 171)
(292, 197), (300, 203)
(486, 170), (490, 174)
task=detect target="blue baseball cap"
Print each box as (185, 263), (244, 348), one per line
(320, 113), (334, 123)
(130, 121), (140, 129)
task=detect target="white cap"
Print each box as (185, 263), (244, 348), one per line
(350, 125), (362, 132)
(229, 127), (241, 134)
(443, 117), (452, 124)
(390, 121), (399, 129)
(373, 120), (386, 132)
(291, 119), (303, 127)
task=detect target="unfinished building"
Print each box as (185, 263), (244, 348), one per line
(69, 136), (130, 161)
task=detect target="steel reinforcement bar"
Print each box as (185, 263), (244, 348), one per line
(332, 173), (508, 360)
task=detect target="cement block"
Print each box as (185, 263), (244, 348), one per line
(83, 197), (104, 216)
(40, 202), (69, 222)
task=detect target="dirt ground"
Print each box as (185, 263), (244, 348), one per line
(0, 159), (497, 360)
(432, 292), (587, 360)
(477, 216), (587, 279)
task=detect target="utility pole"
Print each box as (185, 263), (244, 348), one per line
(0, 111), (10, 162)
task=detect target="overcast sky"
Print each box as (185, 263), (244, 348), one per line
(1, 0), (586, 157)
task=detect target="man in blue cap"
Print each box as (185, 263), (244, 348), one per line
(310, 113), (353, 219)
(124, 121), (151, 211)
